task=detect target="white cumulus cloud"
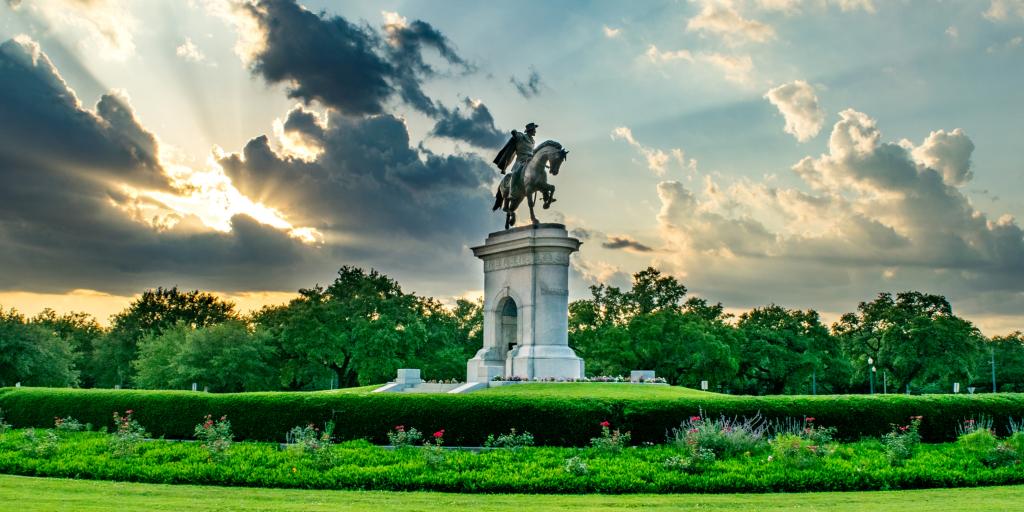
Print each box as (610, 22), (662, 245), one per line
(612, 127), (696, 177)
(687, 0), (776, 45)
(763, 80), (825, 142)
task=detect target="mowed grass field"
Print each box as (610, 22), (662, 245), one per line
(2, 475), (1023, 512)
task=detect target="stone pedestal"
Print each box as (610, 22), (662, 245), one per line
(466, 223), (585, 382)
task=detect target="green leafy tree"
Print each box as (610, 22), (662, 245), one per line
(257, 266), (470, 389)
(31, 309), (104, 388)
(0, 308), (78, 387)
(834, 292), (983, 393)
(978, 333), (1024, 392)
(570, 267), (737, 386)
(94, 287), (237, 387)
(134, 321), (276, 392)
(734, 305), (849, 395)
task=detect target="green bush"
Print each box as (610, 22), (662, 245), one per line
(2, 387), (1024, 446)
(3, 430), (1024, 493)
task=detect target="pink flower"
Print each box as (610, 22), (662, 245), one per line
(690, 416), (701, 422)
(433, 430), (445, 438)
(805, 417), (815, 423)
(395, 425), (405, 432)
(126, 409), (134, 415)
(600, 421), (611, 428)
(899, 426), (909, 432)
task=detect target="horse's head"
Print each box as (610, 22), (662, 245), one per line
(549, 148), (569, 176)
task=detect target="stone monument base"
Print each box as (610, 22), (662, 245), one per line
(506, 345), (584, 380)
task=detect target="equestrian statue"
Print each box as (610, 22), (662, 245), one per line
(492, 122), (569, 230)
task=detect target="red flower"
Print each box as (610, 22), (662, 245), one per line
(433, 430), (445, 438)
(690, 416), (701, 422)
(805, 417), (815, 422)
(395, 425), (405, 432)
(899, 425), (909, 432)
(600, 421), (611, 428)
(126, 409), (134, 415)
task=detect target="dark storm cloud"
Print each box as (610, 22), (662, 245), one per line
(241, 0), (469, 118)
(430, 98), (505, 149)
(280, 106), (325, 141)
(602, 236), (653, 252)
(0, 38), (167, 190)
(510, 68), (542, 98)
(219, 106), (496, 240)
(0, 37), (320, 294)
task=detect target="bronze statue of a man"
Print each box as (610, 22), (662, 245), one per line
(493, 122), (538, 176)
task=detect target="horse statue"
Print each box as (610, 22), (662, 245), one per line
(491, 140), (569, 229)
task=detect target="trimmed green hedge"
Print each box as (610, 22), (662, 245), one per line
(1, 387), (1022, 445)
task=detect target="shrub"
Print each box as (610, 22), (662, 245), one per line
(423, 429), (446, 468)
(484, 428), (535, 449)
(770, 433), (831, 469)
(20, 428), (59, 457)
(386, 425), (423, 448)
(194, 415), (233, 461)
(109, 410), (148, 457)
(53, 416), (84, 433)
(882, 416), (923, 466)
(669, 412), (768, 458)
(590, 421), (630, 453)
(286, 422), (335, 468)
(563, 455), (589, 475)
(0, 409), (10, 436)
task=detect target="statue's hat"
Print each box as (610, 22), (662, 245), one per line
(525, 122), (539, 130)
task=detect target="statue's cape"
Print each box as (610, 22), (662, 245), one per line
(493, 134), (517, 171)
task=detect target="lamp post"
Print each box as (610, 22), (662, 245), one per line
(991, 346), (997, 394)
(868, 357), (875, 395)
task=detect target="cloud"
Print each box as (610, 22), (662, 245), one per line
(5, 0), (137, 60)
(699, 52), (754, 84)
(763, 80), (825, 142)
(645, 44), (694, 63)
(755, 0), (876, 14)
(602, 235), (654, 253)
(603, 25), (622, 38)
(217, 1), (469, 118)
(510, 68), (543, 98)
(0, 35), (496, 300)
(687, 0), (776, 45)
(611, 126), (697, 177)
(176, 37), (207, 63)
(986, 36), (1024, 53)
(0, 36), (322, 294)
(430, 98), (506, 149)
(653, 108), (1024, 320)
(946, 26), (959, 40)
(984, 0), (1024, 21)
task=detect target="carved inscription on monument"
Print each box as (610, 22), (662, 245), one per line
(484, 251), (570, 272)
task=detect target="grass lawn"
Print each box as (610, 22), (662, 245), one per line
(2, 475), (1023, 512)
(475, 382), (714, 398)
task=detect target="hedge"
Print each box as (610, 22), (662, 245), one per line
(1, 387), (1022, 445)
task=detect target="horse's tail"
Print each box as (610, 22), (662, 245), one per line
(492, 187), (503, 211)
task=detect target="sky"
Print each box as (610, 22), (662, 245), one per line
(0, 0), (1022, 334)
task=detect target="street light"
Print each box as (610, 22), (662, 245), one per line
(868, 357), (875, 395)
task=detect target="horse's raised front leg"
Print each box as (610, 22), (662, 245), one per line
(527, 192), (539, 225)
(542, 184), (556, 209)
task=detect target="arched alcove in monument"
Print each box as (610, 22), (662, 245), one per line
(499, 297), (518, 361)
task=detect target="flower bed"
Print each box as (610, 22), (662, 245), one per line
(0, 427), (1022, 493)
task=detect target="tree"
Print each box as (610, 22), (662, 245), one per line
(134, 321), (277, 392)
(0, 308), (78, 387)
(734, 305), (849, 395)
(570, 267), (737, 386)
(31, 309), (104, 388)
(94, 287), (237, 387)
(256, 266), (472, 389)
(834, 292), (983, 393)
(978, 332), (1024, 392)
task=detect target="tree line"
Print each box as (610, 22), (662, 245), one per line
(1, 266), (1021, 394)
